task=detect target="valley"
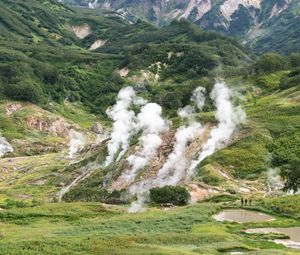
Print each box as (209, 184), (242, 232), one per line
(0, 0), (299, 254)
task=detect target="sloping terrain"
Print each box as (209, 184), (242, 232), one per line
(61, 0), (300, 53)
(0, 1), (299, 254)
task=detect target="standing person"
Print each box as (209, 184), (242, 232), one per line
(249, 199), (252, 205)
(241, 198), (244, 206)
(245, 198), (248, 205)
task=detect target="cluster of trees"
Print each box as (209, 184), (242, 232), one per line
(280, 68), (300, 90)
(252, 53), (300, 93)
(269, 132), (300, 193)
(149, 186), (190, 206)
(0, 61), (81, 104)
(0, 43), (125, 116)
(253, 53), (300, 75)
(283, 160), (300, 194)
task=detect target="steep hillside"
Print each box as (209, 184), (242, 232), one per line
(0, 0), (255, 204)
(0, 1), (300, 254)
(1, 0), (300, 207)
(0, 1), (251, 115)
(61, 0), (300, 53)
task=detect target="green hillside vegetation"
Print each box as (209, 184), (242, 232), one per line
(0, 1), (300, 254)
(0, 1), (252, 117)
(0, 0), (299, 204)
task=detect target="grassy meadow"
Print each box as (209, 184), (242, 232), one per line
(0, 198), (300, 254)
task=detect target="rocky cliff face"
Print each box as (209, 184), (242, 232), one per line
(59, 0), (300, 53)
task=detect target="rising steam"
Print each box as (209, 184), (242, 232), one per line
(128, 87), (206, 212)
(153, 86), (206, 186)
(69, 129), (85, 158)
(191, 86), (206, 110)
(188, 81), (246, 178)
(0, 136), (13, 158)
(107, 82), (245, 212)
(123, 103), (169, 183)
(105, 86), (146, 166)
(267, 168), (284, 193)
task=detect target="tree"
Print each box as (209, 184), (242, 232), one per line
(4, 80), (43, 104)
(149, 186), (190, 206)
(254, 53), (289, 74)
(284, 160), (300, 194)
(289, 53), (300, 68)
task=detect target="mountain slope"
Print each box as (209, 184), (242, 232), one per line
(0, 2), (300, 254)
(61, 0), (300, 53)
(1, 0), (299, 205)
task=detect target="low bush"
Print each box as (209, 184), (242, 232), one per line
(149, 186), (190, 206)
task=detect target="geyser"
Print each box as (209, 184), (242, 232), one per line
(122, 103), (170, 183)
(127, 86), (207, 212)
(152, 86), (206, 186)
(128, 82), (246, 212)
(104, 86), (146, 166)
(188, 81), (246, 178)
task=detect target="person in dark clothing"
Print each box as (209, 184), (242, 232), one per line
(249, 199), (252, 205)
(245, 199), (248, 205)
(241, 198), (244, 206)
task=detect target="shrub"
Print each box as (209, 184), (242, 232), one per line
(207, 194), (239, 203)
(149, 186), (190, 206)
(279, 68), (300, 90)
(289, 53), (300, 67)
(1, 199), (28, 209)
(4, 80), (43, 103)
(254, 53), (289, 74)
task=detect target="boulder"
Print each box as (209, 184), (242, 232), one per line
(91, 122), (105, 134)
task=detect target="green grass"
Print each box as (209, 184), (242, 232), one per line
(0, 201), (299, 254)
(258, 195), (300, 219)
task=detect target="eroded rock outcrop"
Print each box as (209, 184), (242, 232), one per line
(26, 116), (75, 137)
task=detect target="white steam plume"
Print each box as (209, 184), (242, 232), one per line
(105, 87), (146, 166)
(0, 136), (13, 158)
(153, 86), (206, 186)
(68, 130), (85, 159)
(128, 194), (148, 213)
(155, 122), (204, 186)
(123, 103), (169, 183)
(188, 81), (246, 178)
(191, 86), (206, 110)
(128, 87), (206, 212)
(267, 168), (284, 193)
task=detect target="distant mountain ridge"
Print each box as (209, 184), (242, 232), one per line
(60, 0), (300, 53)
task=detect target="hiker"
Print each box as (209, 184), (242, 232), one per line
(245, 199), (248, 205)
(241, 198), (244, 206)
(249, 199), (252, 205)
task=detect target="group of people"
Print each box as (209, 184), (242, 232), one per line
(241, 198), (252, 206)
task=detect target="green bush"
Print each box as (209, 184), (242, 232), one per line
(254, 53), (289, 74)
(289, 53), (300, 67)
(149, 186), (190, 206)
(206, 194), (239, 203)
(279, 68), (300, 90)
(1, 199), (28, 209)
(268, 132), (300, 165)
(283, 159), (300, 193)
(4, 81), (43, 104)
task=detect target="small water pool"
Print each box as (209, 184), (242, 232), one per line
(213, 209), (274, 223)
(245, 227), (300, 249)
